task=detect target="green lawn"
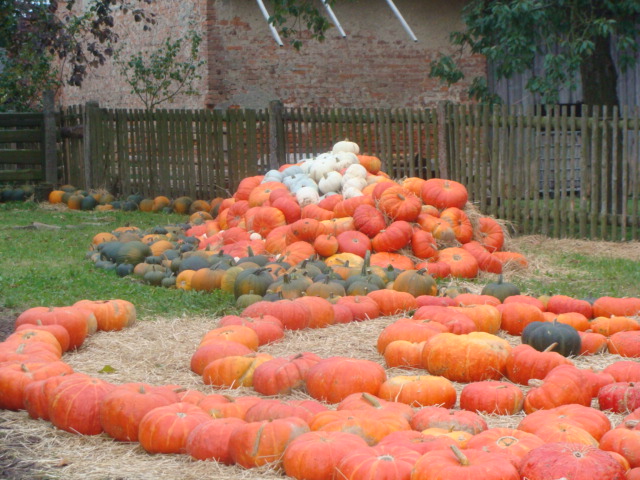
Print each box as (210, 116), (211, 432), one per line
(0, 202), (235, 320)
(1, 201), (639, 322)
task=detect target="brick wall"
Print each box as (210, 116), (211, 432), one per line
(59, 0), (485, 110)
(58, 0), (208, 109)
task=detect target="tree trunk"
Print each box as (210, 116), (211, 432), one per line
(580, 35), (618, 107)
(580, 35), (623, 216)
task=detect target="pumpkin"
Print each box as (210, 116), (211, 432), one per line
(48, 376), (115, 435)
(309, 409), (411, 446)
(372, 221), (413, 252)
(604, 361), (640, 383)
(377, 430), (458, 455)
(229, 416), (310, 469)
(465, 428), (544, 464)
(185, 417), (246, 463)
(608, 330), (640, 357)
(201, 352), (273, 388)
(517, 403), (611, 441)
(593, 296), (640, 317)
(410, 445), (519, 480)
(600, 429), (640, 468)
(190, 341), (253, 376)
(353, 204), (387, 238)
(598, 382), (640, 413)
(244, 399), (327, 424)
(409, 406), (487, 435)
(199, 324), (260, 351)
(437, 247), (479, 279)
(336, 444), (420, 480)
(378, 375), (457, 408)
(459, 381), (524, 415)
(522, 320), (582, 357)
(138, 402), (211, 454)
(523, 365), (592, 413)
(533, 423), (599, 446)
(420, 178), (469, 209)
(392, 269), (438, 297)
(72, 299), (136, 331)
(283, 431), (369, 480)
(252, 352), (322, 396)
(377, 319), (447, 354)
(378, 185), (422, 221)
(305, 356), (387, 404)
(0, 361), (73, 410)
(481, 275), (520, 302)
(421, 332), (512, 383)
(505, 344), (573, 385)
(99, 383), (179, 442)
(383, 340), (427, 369)
(477, 216), (505, 252)
(497, 301), (545, 336)
(590, 316), (640, 336)
(519, 442), (627, 480)
(337, 392), (414, 420)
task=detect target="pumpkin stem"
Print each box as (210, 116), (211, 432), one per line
(450, 445), (470, 466)
(361, 392), (382, 408)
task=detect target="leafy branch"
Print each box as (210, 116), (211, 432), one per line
(114, 28), (205, 110)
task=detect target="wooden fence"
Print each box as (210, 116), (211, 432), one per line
(0, 92), (57, 184)
(446, 104), (640, 241)
(52, 102), (640, 241)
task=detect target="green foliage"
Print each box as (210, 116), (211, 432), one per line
(268, 0), (339, 49)
(0, 0), (155, 111)
(114, 28), (205, 110)
(430, 0), (640, 103)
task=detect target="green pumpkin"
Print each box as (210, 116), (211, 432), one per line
(143, 269), (167, 286)
(178, 255), (210, 272)
(80, 195), (98, 210)
(481, 275), (520, 302)
(236, 292), (265, 309)
(161, 276), (176, 288)
(116, 241), (151, 265)
(116, 263), (134, 277)
(233, 267), (274, 299)
(522, 320), (582, 357)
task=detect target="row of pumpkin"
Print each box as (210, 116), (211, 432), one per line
(3, 293), (640, 479)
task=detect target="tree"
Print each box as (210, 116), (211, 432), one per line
(0, 0), (155, 111)
(267, 0), (640, 106)
(113, 28), (205, 110)
(430, 0), (640, 107)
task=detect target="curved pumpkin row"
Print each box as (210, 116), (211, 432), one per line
(3, 293), (640, 479)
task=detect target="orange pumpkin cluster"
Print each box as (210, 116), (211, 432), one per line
(3, 290), (640, 479)
(179, 168), (529, 279)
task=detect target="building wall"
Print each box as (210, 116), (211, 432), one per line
(207, 0), (485, 109)
(58, 0), (209, 109)
(59, 0), (485, 109)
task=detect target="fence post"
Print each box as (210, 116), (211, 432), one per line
(43, 90), (58, 185)
(268, 100), (284, 169)
(83, 101), (99, 190)
(436, 102), (449, 179)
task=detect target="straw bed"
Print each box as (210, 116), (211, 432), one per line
(0, 235), (635, 479)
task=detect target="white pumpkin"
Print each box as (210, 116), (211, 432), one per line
(296, 186), (320, 206)
(290, 177), (318, 194)
(342, 177), (368, 192)
(283, 173), (306, 189)
(299, 159), (315, 175)
(281, 165), (304, 178)
(318, 171), (343, 194)
(343, 163), (368, 181)
(249, 232), (263, 241)
(334, 151), (359, 170)
(263, 169), (284, 183)
(342, 186), (364, 199)
(332, 139), (360, 155)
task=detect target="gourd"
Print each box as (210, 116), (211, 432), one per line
(522, 320), (582, 357)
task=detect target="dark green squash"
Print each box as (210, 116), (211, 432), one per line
(522, 320), (581, 357)
(481, 274), (520, 302)
(116, 241), (151, 265)
(233, 267), (274, 299)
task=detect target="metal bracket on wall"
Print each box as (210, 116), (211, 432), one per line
(256, 0), (284, 47)
(322, 0), (347, 38)
(384, 0), (418, 42)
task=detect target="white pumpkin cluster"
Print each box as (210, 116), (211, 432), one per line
(261, 140), (375, 207)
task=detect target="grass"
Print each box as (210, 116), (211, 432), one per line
(0, 201), (235, 320)
(1, 201), (640, 322)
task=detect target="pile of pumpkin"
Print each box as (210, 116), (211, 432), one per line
(87, 140), (530, 297)
(2, 289), (640, 479)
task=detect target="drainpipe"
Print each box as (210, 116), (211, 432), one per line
(256, 0), (284, 46)
(384, 0), (418, 42)
(322, 0), (347, 38)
